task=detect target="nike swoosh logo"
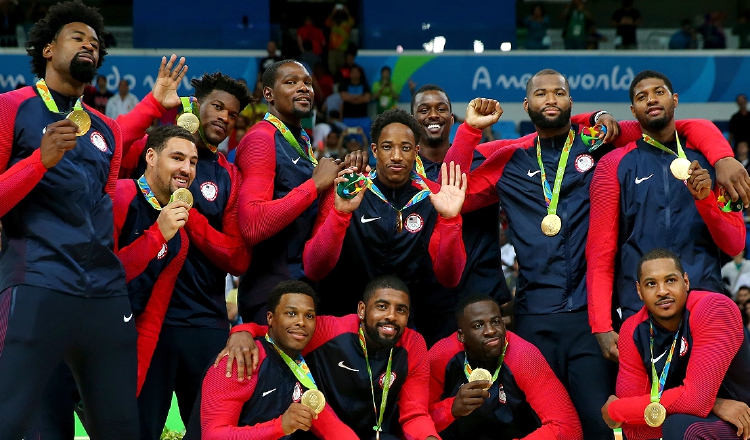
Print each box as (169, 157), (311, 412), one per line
(262, 388), (276, 397)
(652, 349), (668, 364)
(360, 215), (380, 224)
(527, 170), (541, 178)
(635, 174), (654, 184)
(338, 361), (359, 372)
(292, 157), (301, 164)
(123, 314), (133, 322)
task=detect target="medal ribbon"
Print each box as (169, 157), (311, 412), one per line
(264, 112), (318, 166)
(181, 96), (219, 155)
(463, 339), (508, 384)
(366, 170), (432, 213)
(180, 96), (195, 114)
(35, 78), (84, 115)
(414, 156), (427, 178)
(358, 325), (393, 436)
(648, 319), (682, 403)
(535, 129), (575, 215)
(264, 334), (317, 390)
(136, 175), (163, 211)
(642, 133), (687, 160)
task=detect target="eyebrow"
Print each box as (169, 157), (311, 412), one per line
(71, 30), (99, 43)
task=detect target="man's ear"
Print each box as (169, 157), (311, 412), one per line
(457, 329), (465, 343)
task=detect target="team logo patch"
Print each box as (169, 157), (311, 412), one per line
(404, 213), (423, 233)
(574, 154), (594, 173)
(200, 181), (218, 201)
(680, 336), (689, 357)
(379, 371), (397, 389)
(497, 383), (507, 404)
(156, 243), (168, 260)
(293, 382), (302, 402)
(90, 131), (108, 152)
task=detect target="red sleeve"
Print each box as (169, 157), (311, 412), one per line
(506, 333), (582, 440)
(586, 147), (630, 333)
(676, 119), (733, 165)
(427, 334), (462, 433)
(398, 329), (440, 440)
(443, 123), (483, 178)
(230, 322), (268, 337)
(611, 294), (745, 438)
(309, 404), (359, 440)
(117, 220), (168, 283)
(185, 159), (251, 276)
(694, 192), (746, 256)
(119, 135), (146, 179)
(201, 344), (286, 440)
(429, 214), (465, 288)
(461, 145), (520, 214)
(115, 93), (166, 154)
(302, 189), (350, 282)
(103, 116), (123, 203)
(236, 123), (319, 246)
(135, 227), (188, 396)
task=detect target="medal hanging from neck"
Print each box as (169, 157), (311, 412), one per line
(176, 96), (200, 134)
(36, 78), (90, 136)
(644, 319), (682, 427)
(463, 339), (508, 390)
(536, 129), (575, 237)
(642, 133), (691, 180)
(264, 112), (318, 166)
(367, 170), (431, 233)
(264, 335), (326, 414)
(358, 325), (393, 440)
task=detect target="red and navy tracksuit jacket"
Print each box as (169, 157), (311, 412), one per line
(231, 315), (440, 440)
(428, 331), (582, 440)
(587, 122), (744, 333)
(610, 291), (750, 440)
(113, 179), (188, 394)
(236, 121), (320, 320)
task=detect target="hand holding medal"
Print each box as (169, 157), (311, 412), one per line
(39, 120), (79, 169)
(169, 188), (194, 209)
(684, 161), (712, 201)
(334, 168), (368, 213)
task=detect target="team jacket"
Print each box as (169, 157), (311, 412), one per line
(196, 337), (352, 440)
(235, 120), (320, 316)
(447, 119), (732, 316)
(123, 136), (250, 330)
(302, 175), (466, 319)
(610, 291), (750, 440)
(428, 331), (582, 440)
(0, 87), (163, 297)
(587, 121), (744, 332)
(232, 315), (440, 440)
(113, 179), (188, 395)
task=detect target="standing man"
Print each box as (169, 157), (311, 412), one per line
(106, 78), (140, 119)
(84, 74), (113, 114)
(602, 249), (750, 440)
(235, 60), (340, 324)
(587, 70), (746, 367)
(729, 93), (750, 149)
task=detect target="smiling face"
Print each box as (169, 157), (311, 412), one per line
(196, 89), (241, 146)
(637, 258), (689, 331)
(358, 288), (410, 350)
(267, 293), (317, 358)
(371, 122), (418, 188)
(524, 74), (572, 131)
(145, 137), (198, 205)
(630, 77), (678, 133)
(457, 300), (506, 363)
(412, 89), (453, 148)
(265, 62), (314, 126)
(45, 22), (100, 84)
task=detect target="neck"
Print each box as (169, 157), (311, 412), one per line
(653, 315), (681, 332)
(535, 121), (572, 139)
(43, 69), (85, 98)
(192, 132), (207, 150)
(643, 122), (677, 144)
(375, 171), (410, 190)
(120, 92), (127, 98)
(467, 352), (498, 370)
(144, 172), (170, 206)
(419, 141), (450, 163)
(270, 108), (301, 128)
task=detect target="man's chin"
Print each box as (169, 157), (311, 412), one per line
(292, 107), (313, 120)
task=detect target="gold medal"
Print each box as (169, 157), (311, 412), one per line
(176, 112), (200, 134)
(670, 157), (691, 180)
(644, 401), (666, 427)
(468, 367), (493, 390)
(66, 109), (91, 136)
(396, 211), (403, 233)
(169, 188), (193, 209)
(541, 214), (561, 237)
(301, 389), (326, 414)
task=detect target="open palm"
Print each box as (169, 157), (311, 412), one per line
(152, 54), (188, 109)
(429, 162), (467, 219)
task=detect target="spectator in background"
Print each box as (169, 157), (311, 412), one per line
(298, 40), (321, 75)
(722, 250), (750, 296)
(339, 65), (371, 135)
(586, 24), (608, 49)
(0, 0), (21, 47)
(611, 0), (641, 49)
(732, 9), (750, 49)
(699, 12), (727, 49)
(371, 66), (399, 115)
(669, 19), (698, 49)
(334, 51), (361, 86)
(258, 40), (282, 76)
(84, 75), (113, 114)
(524, 4), (550, 50)
(341, 127), (366, 153)
(736, 141), (750, 170)
(729, 94), (750, 149)
(297, 16), (325, 57)
(312, 62), (334, 109)
(326, 3), (355, 76)
(105, 79), (139, 119)
(562, 0), (591, 50)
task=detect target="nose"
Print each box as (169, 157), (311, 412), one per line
(180, 159), (193, 176)
(544, 93), (558, 106)
(391, 148), (403, 162)
(426, 107), (440, 120)
(297, 80), (310, 93)
(483, 323), (497, 337)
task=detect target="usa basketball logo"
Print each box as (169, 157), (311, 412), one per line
(379, 372), (397, 389)
(293, 382), (302, 402)
(90, 131), (108, 152)
(200, 181), (218, 201)
(680, 336), (689, 357)
(574, 154), (594, 173)
(497, 383), (507, 404)
(156, 243), (168, 260)
(404, 213), (423, 233)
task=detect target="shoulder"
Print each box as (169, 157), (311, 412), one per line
(597, 141), (636, 170)
(399, 327), (428, 351)
(0, 86), (36, 110)
(505, 331), (544, 364)
(620, 307), (649, 338)
(688, 290), (740, 319)
(428, 333), (463, 363)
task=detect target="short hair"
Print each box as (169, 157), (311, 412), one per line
(262, 60), (302, 90)
(191, 72), (253, 111)
(370, 108), (423, 146)
(629, 70), (674, 103)
(637, 248), (685, 281)
(526, 69), (569, 96)
(144, 125), (195, 154)
(411, 84), (452, 114)
(267, 280), (319, 315)
(363, 275), (410, 304)
(454, 294), (501, 322)
(26, 0), (108, 78)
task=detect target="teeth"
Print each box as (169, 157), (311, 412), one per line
(427, 124), (440, 130)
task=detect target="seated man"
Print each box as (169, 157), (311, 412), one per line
(188, 280), (344, 439)
(221, 275), (440, 440)
(429, 294), (582, 440)
(602, 248), (750, 440)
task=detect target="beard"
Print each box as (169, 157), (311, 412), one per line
(364, 321), (402, 350)
(292, 105), (314, 120)
(69, 55), (97, 84)
(527, 106), (572, 130)
(642, 110), (673, 132)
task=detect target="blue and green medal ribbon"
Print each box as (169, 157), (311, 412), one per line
(536, 129), (575, 215)
(264, 112), (318, 166)
(367, 170), (431, 232)
(358, 325), (392, 439)
(462, 339), (508, 384)
(35, 78), (84, 116)
(265, 334), (318, 390)
(646, 318), (682, 426)
(137, 175), (164, 211)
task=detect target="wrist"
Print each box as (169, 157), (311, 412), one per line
(593, 110), (610, 124)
